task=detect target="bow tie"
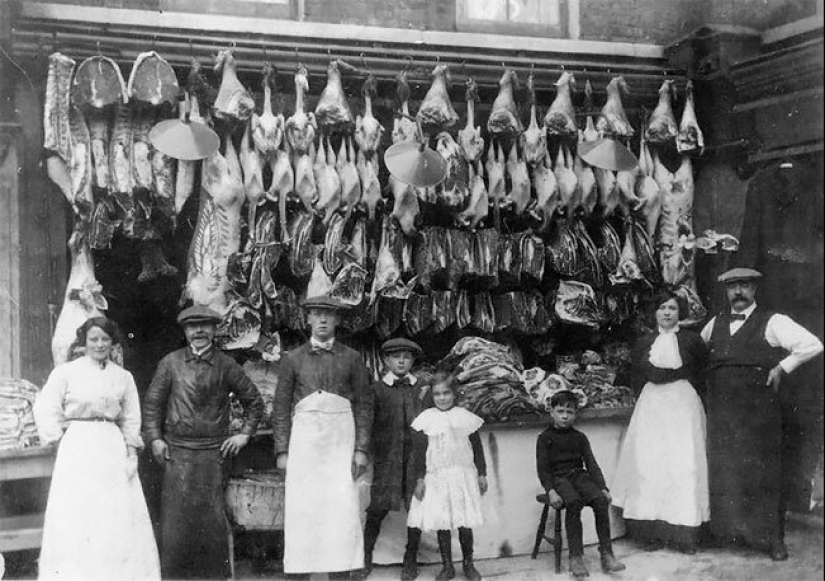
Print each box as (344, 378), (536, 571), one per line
(311, 340), (334, 353)
(729, 313), (747, 321)
(395, 376), (412, 387)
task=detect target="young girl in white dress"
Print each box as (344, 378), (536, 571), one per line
(407, 370), (487, 581)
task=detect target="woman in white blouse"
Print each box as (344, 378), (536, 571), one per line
(33, 317), (160, 580)
(611, 289), (710, 554)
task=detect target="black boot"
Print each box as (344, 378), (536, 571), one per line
(599, 546), (626, 573)
(458, 527), (481, 581)
(355, 510), (385, 580)
(436, 530), (456, 581)
(401, 527), (421, 581)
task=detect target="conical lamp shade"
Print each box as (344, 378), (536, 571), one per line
(578, 138), (638, 172)
(384, 141), (448, 188)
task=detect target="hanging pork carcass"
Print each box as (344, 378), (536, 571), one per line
(677, 81), (704, 154)
(487, 68), (522, 138)
(213, 49), (254, 123)
(645, 80), (678, 145)
(595, 76), (634, 139)
(354, 73), (385, 158)
(181, 140), (246, 314)
(315, 59), (354, 134)
(285, 64), (318, 155)
(416, 64), (459, 136)
(175, 59), (211, 216)
(544, 72), (578, 138)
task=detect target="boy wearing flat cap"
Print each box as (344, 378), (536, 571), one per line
(273, 295), (373, 578)
(144, 305), (263, 579)
(701, 268), (823, 560)
(357, 338), (431, 581)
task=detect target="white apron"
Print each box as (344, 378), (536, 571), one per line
(283, 391), (363, 573)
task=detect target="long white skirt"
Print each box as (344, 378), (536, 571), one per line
(38, 422), (160, 581)
(611, 379), (710, 527)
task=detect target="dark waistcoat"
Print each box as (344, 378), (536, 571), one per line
(706, 307), (784, 372)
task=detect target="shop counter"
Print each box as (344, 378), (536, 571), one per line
(369, 407), (633, 565)
(0, 446), (55, 552)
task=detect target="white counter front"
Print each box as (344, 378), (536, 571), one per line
(366, 408), (632, 564)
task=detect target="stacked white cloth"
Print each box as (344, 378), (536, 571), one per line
(0, 378), (40, 450)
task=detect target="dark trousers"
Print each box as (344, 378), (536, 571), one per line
(554, 471), (612, 557)
(364, 508), (422, 561)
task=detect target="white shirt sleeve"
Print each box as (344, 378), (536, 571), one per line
(33, 366), (69, 446)
(118, 370), (144, 450)
(700, 317), (716, 344)
(765, 314), (824, 374)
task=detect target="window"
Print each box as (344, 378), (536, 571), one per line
(457, 0), (567, 38)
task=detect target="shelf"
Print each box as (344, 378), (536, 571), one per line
(482, 406), (634, 431)
(0, 513), (45, 552)
(0, 446), (56, 481)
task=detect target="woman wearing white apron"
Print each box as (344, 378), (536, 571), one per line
(273, 295), (373, 577)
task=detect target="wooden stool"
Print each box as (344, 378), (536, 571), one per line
(531, 493), (564, 573)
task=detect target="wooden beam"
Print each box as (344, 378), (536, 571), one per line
(733, 86), (824, 113)
(748, 141), (824, 164)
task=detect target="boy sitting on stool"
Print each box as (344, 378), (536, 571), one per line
(536, 390), (625, 577)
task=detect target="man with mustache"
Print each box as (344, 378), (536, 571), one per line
(144, 305), (263, 579)
(701, 268), (822, 561)
(273, 295), (373, 579)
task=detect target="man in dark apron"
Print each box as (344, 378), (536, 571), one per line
(144, 305), (263, 579)
(273, 295), (373, 578)
(701, 268), (823, 560)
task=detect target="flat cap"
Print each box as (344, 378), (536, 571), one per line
(301, 295), (348, 311)
(177, 305), (222, 325)
(381, 338), (423, 356)
(718, 267), (763, 284)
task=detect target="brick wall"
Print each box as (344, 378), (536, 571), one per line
(579, 0), (709, 43)
(305, 0), (455, 30)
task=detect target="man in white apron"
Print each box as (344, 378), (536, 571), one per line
(273, 295), (373, 578)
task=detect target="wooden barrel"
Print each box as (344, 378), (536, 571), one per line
(225, 471), (284, 531)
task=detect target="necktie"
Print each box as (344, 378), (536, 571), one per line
(730, 313), (746, 321)
(312, 340), (334, 353)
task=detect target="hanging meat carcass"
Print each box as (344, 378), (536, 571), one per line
(554, 144), (579, 216)
(68, 104), (94, 230)
(455, 161), (488, 231)
(337, 136), (361, 221)
(555, 280), (602, 329)
(574, 141), (598, 216)
(52, 236), (107, 365)
(659, 155), (697, 287)
(127, 51), (178, 107)
(270, 144), (294, 241)
(44, 53), (76, 164)
(595, 164), (620, 218)
(323, 212), (348, 277)
(506, 142), (531, 216)
(240, 118), (265, 230)
(287, 211), (315, 278)
(523, 71), (547, 166)
(330, 261), (368, 307)
(391, 175), (420, 236)
(314, 136), (342, 223)
(487, 68), (522, 138)
(252, 62), (285, 158)
(285, 64), (317, 155)
(435, 132), (470, 210)
(307, 251), (334, 299)
(593, 220), (622, 274)
(72, 55), (127, 190)
(181, 142), (246, 313)
(175, 60), (210, 216)
(485, 141), (506, 228)
(357, 147), (382, 220)
(416, 64), (459, 136)
(293, 141), (318, 217)
(635, 126), (663, 239)
(109, 101), (136, 234)
(458, 78), (485, 163)
(544, 72), (578, 138)
(370, 216), (402, 302)
(315, 59), (354, 134)
(580, 80), (599, 143)
(213, 49), (254, 123)
(645, 80), (678, 145)
(677, 80), (704, 154)
(533, 148), (560, 232)
(596, 76), (634, 139)
(354, 73), (384, 157)
(546, 217), (580, 277)
(392, 69), (422, 144)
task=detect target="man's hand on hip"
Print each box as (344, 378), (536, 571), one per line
(221, 434), (251, 458)
(352, 450), (369, 480)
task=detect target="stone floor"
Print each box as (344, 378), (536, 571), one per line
(234, 513), (824, 581)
